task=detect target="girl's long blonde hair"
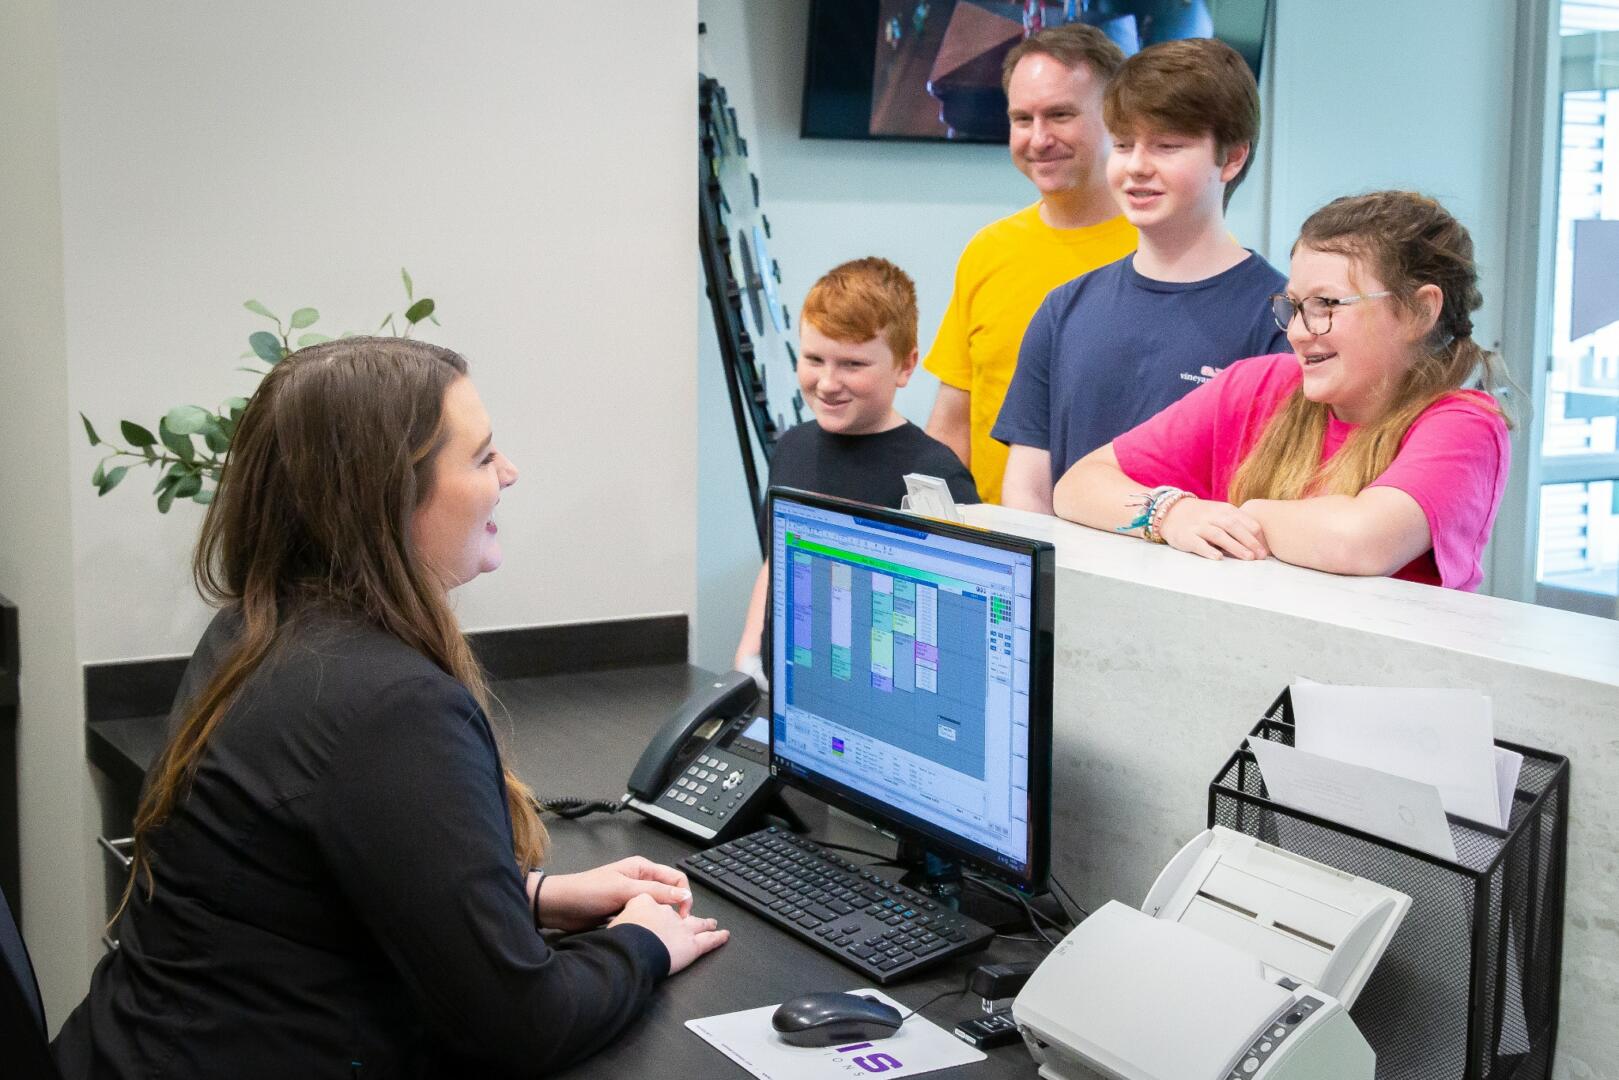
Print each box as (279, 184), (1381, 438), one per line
(119, 338), (546, 918)
(1228, 191), (1514, 505)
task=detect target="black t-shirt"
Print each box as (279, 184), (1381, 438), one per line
(762, 420), (979, 536)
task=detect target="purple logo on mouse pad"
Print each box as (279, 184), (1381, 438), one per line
(835, 1043), (904, 1072)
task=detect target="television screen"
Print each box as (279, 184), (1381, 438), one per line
(802, 0), (1270, 144)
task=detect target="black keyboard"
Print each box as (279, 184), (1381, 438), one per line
(680, 827), (993, 984)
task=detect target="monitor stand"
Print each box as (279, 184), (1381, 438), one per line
(761, 792), (810, 834)
(894, 841), (1034, 933)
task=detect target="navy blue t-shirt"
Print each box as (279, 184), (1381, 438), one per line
(992, 251), (1288, 484)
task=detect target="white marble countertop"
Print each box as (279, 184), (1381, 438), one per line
(961, 503), (1619, 688)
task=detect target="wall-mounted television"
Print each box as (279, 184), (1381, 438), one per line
(802, 0), (1270, 144)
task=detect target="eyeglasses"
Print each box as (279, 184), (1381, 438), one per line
(1269, 291), (1392, 335)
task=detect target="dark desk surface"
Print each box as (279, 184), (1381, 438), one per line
(87, 662), (1044, 1078)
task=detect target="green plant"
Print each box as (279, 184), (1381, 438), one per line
(82, 269), (437, 512)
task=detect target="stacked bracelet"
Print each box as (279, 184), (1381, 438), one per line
(1145, 489), (1194, 544)
(1117, 485), (1191, 543)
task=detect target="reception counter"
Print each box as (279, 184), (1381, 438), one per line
(960, 503), (1619, 1080)
(83, 516), (1617, 1076)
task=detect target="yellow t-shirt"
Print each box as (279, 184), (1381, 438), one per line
(924, 204), (1138, 504)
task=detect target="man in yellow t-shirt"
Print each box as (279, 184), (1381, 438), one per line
(923, 24), (1138, 504)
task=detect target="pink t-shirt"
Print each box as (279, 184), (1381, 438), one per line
(1112, 353), (1511, 590)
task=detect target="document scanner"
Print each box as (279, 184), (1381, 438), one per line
(1012, 827), (1409, 1080)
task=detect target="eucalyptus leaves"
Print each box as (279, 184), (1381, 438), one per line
(82, 270), (436, 512)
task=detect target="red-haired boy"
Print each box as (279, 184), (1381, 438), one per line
(733, 258), (977, 677)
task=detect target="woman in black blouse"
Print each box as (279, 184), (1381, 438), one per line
(53, 338), (728, 1077)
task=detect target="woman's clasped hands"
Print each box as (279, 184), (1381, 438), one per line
(537, 855), (729, 973)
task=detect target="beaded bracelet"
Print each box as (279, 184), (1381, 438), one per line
(1145, 489), (1194, 544)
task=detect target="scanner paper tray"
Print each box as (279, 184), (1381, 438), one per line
(1017, 901), (1291, 1080)
(1143, 827), (1408, 1008)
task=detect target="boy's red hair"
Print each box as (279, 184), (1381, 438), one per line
(800, 257), (917, 364)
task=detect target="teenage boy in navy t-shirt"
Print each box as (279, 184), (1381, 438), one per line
(994, 37), (1287, 513)
(733, 258), (976, 679)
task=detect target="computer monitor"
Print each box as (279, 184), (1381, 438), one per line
(766, 487), (1054, 895)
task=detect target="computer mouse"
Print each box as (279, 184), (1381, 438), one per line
(771, 991), (904, 1048)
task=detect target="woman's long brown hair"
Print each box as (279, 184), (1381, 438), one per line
(119, 337), (546, 916)
(1228, 191), (1516, 505)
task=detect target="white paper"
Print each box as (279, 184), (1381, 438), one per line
(1291, 682), (1504, 829)
(1249, 739), (1458, 861)
(686, 988), (986, 1080)
(1495, 747), (1524, 829)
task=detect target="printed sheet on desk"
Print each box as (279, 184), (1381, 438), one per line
(687, 988), (986, 1080)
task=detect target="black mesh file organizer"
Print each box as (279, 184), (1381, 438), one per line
(1208, 690), (1568, 1080)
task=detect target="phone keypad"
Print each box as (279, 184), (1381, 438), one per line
(662, 755), (757, 821)
(683, 762), (722, 785)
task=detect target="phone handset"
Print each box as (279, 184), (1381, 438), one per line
(626, 670), (760, 800)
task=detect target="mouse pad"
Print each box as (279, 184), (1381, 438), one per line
(686, 988), (987, 1079)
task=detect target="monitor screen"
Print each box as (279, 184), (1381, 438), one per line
(767, 488), (1053, 892)
(802, 0), (1271, 144)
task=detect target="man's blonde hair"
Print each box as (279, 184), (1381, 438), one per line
(1001, 23), (1126, 93)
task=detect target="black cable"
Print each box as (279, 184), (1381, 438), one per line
(535, 796), (624, 820)
(962, 872), (1063, 946)
(898, 972), (974, 1023)
(962, 872), (1067, 929)
(1048, 873), (1090, 922)
(1013, 900), (1058, 946)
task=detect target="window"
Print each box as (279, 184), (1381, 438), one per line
(1533, 0), (1619, 613)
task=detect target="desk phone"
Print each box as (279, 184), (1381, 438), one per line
(623, 671), (778, 844)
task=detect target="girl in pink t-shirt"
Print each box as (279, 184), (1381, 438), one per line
(1052, 191), (1512, 590)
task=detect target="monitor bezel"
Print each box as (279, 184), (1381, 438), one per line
(765, 486), (1055, 894)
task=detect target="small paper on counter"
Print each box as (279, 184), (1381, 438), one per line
(901, 474), (964, 523)
(1248, 739), (1458, 861)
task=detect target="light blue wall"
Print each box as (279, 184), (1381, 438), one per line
(1259, 1), (1514, 347)
(694, 0), (1519, 670)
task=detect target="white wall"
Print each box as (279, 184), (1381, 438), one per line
(62, 1), (699, 662)
(10, 0), (699, 1027)
(0, 0), (96, 1032)
(693, 0), (1519, 670)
